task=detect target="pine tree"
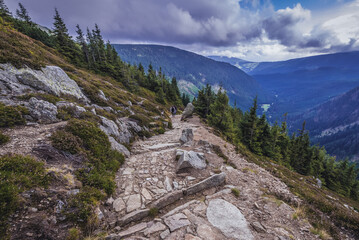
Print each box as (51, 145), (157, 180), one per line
(16, 3), (31, 23)
(53, 8), (71, 46)
(240, 96), (260, 153)
(75, 24), (89, 65)
(0, 0), (10, 16)
(208, 89), (233, 134)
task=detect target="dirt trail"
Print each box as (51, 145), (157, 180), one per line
(106, 116), (321, 240)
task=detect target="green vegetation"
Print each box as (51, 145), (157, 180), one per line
(0, 103), (28, 128)
(194, 85), (359, 238)
(195, 86), (359, 201)
(149, 207), (159, 217)
(0, 131), (9, 145)
(231, 188), (240, 197)
(51, 119), (124, 229)
(0, 154), (49, 238)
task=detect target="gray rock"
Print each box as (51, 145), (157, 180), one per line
(100, 116), (120, 139)
(176, 150), (206, 172)
(107, 222), (147, 239)
(164, 176), (173, 192)
(56, 101), (86, 117)
(207, 199), (253, 240)
(150, 190), (184, 209)
(11, 65), (88, 101)
(113, 197), (126, 212)
(144, 222), (167, 236)
(98, 90), (108, 101)
(186, 173), (226, 196)
(116, 118), (143, 144)
(126, 194), (142, 212)
(109, 136), (130, 158)
(160, 229), (170, 239)
(118, 209), (150, 226)
(251, 221), (266, 233)
(316, 178), (322, 188)
(164, 213), (191, 231)
(27, 97), (58, 123)
(181, 103), (195, 120)
(180, 128), (193, 144)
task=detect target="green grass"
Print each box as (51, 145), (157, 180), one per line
(0, 131), (9, 145)
(0, 154), (49, 238)
(0, 103), (28, 128)
(231, 188), (240, 197)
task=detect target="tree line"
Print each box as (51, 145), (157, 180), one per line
(0, 1), (188, 107)
(194, 84), (359, 200)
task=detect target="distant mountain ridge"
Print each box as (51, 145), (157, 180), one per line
(211, 51), (359, 118)
(289, 85), (359, 161)
(113, 44), (271, 110)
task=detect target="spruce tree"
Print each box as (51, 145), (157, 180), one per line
(75, 24), (89, 64)
(53, 8), (70, 46)
(16, 3), (31, 23)
(0, 0), (10, 16)
(208, 89), (233, 134)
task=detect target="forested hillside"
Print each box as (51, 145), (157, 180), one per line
(289, 86), (359, 161)
(113, 44), (271, 110)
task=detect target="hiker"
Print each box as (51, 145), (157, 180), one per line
(170, 106), (177, 116)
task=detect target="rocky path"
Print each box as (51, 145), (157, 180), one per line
(104, 116), (321, 240)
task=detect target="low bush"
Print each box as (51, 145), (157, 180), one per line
(0, 154), (49, 237)
(0, 103), (28, 128)
(0, 131), (9, 145)
(50, 130), (82, 154)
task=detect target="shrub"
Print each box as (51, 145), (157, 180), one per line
(0, 131), (9, 145)
(51, 130), (82, 154)
(0, 103), (28, 128)
(66, 228), (81, 240)
(149, 207), (159, 217)
(0, 154), (48, 237)
(231, 188), (240, 197)
(129, 114), (152, 128)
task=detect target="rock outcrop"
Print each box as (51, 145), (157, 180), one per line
(181, 103), (194, 120)
(0, 64), (88, 101)
(176, 150), (206, 172)
(27, 97), (58, 123)
(207, 199), (254, 240)
(180, 128), (193, 145)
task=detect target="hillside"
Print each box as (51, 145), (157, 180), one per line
(208, 55), (259, 74)
(113, 44), (271, 110)
(289, 86), (359, 161)
(211, 52), (359, 119)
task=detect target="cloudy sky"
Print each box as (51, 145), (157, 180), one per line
(6, 0), (359, 61)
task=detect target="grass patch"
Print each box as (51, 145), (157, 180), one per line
(0, 131), (9, 145)
(16, 93), (61, 105)
(241, 167), (258, 174)
(231, 188), (240, 197)
(129, 114), (152, 128)
(0, 154), (49, 238)
(51, 119), (125, 232)
(149, 207), (159, 217)
(292, 205), (306, 220)
(310, 228), (331, 240)
(0, 103), (28, 128)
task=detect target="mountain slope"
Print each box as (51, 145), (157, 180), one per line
(113, 44), (270, 110)
(211, 52), (359, 118)
(289, 86), (359, 161)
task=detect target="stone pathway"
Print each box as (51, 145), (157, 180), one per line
(104, 116), (323, 240)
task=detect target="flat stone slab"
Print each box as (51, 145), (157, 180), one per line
(207, 199), (253, 240)
(164, 213), (191, 231)
(118, 209), (150, 226)
(126, 194), (142, 212)
(186, 173), (226, 195)
(107, 222), (147, 239)
(147, 143), (180, 150)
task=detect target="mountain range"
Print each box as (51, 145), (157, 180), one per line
(210, 52), (359, 118)
(113, 44), (271, 110)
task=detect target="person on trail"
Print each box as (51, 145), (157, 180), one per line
(170, 106), (177, 116)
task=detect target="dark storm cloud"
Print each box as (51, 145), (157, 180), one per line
(5, 0), (359, 55)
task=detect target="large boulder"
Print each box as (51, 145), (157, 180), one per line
(0, 64), (33, 96)
(1, 64), (88, 101)
(180, 128), (193, 145)
(116, 118), (143, 144)
(181, 103), (195, 120)
(109, 136), (130, 158)
(206, 199), (253, 240)
(27, 97), (58, 123)
(176, 150), (206, 172)
(99, 116), (120, 139)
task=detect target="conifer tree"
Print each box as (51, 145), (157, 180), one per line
(208, 89), (233, 134)
(75, 24), (89, 64)
(16, 3), (31, 23)
(0, 0), (10, 16)
(53, 8), (70, 46)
